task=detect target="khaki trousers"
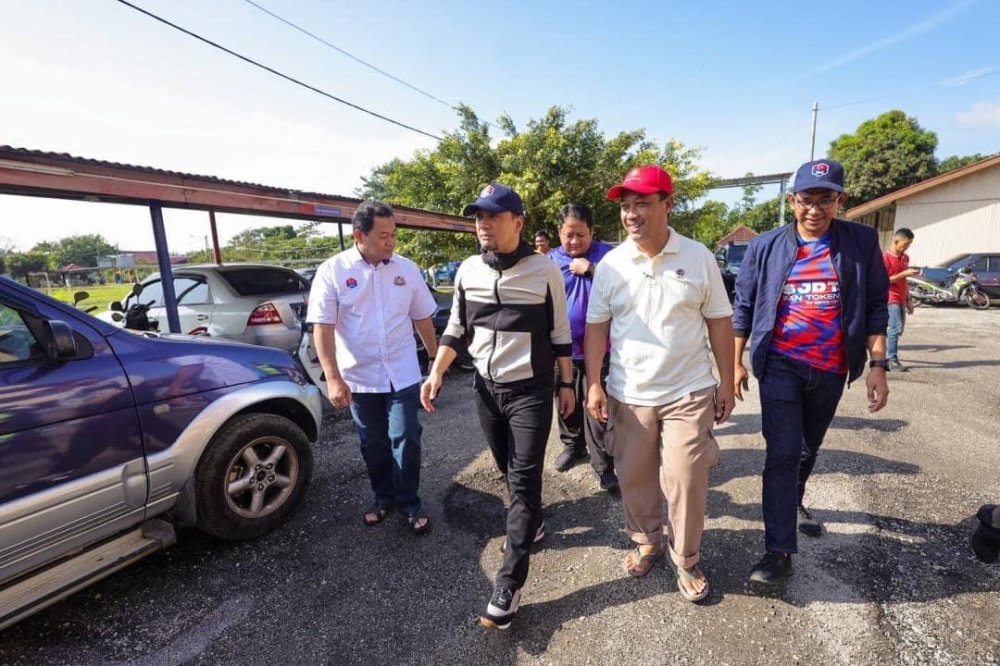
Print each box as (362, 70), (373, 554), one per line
(606, 387), (719, 568)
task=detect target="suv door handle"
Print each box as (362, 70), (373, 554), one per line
(195, 315), (209, 321)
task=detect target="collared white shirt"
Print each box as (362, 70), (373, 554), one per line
(307, 247), (436, 393)
(587, 228), (733, 406)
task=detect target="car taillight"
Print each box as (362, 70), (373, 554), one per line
(247, 303), (283, 326)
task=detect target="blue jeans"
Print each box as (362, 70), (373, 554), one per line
(759, 354), (846, 554)
(887, 304), (907, 361)
(349, 382), (423, 517)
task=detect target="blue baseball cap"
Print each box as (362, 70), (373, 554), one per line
(462, 183), (525, 217)
(791, 160), (845, 193)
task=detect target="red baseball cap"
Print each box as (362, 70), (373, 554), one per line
(606, 165), (674, 200)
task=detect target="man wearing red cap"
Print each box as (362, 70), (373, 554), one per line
(584, 165), (735, 602)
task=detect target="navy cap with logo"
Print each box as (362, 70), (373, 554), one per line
(791, 159), (845, 193)
(462, 183), (525, 217)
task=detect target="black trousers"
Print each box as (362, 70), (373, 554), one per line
(556, 357), (613, 474)
(473, 372), (552, 590)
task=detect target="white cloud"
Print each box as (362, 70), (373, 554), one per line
(954, 101), (1000, 129)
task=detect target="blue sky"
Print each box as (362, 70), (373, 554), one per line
(1, 0), (998, 254)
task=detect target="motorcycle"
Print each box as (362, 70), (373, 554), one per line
(105, 283), (160, 331)
(71, 291), (98, 314)
(907, 266), (991, 310)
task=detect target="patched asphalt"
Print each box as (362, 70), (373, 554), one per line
(1, 305), (998, 666)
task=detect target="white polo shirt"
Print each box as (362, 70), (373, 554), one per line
(307, 247), (437, 393)
(587, 229), (733, 406)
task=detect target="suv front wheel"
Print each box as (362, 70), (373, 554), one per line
(195, 413), (314, 540)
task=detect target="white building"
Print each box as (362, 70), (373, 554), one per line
(843, 155), (1000, 266)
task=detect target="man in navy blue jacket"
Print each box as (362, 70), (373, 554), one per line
(732, 159), (890, 585)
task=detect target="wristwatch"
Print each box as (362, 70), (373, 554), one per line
(558, 380), (574, 389)
(868, 359), (889, 370)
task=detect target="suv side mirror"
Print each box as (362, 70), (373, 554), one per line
(42, 320), (78, 358)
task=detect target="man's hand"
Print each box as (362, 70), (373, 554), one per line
(906, 302), (915, 315)
(586, 384), (608, 423)
(866, 369), (889, 412)
(569, 257), (591, 276)
(734, 362), (750, 402)
(420, 374), (443, 413)
(326, 378), (352, 410)
(558, 387), (576, 418)
(714, 383), (735, 424)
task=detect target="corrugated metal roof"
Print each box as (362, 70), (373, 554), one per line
(843, 154), (1000, 220)
(0, 145), (464, 221)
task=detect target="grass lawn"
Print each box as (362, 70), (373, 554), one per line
(43, 284), (134, 313)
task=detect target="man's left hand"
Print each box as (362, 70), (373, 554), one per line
(714, 383), (735, 424)
(866, 369), (889, 412)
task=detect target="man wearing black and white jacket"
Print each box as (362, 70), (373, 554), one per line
(421, 183), (575, 631)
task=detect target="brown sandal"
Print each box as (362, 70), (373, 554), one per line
(677, 563), (710, 602)
(625, 544), (664, 577)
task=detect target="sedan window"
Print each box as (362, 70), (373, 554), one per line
(968, 256), (989, 273)
(174, 277), (211, 305)
(217, 268), (308, 296)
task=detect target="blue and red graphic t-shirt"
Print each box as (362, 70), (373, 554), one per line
(770, 235), (847, 374)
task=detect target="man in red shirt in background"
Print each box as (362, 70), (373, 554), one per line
(883, 228), (918, 372)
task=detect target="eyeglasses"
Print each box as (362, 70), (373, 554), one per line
(792, 194), (841, 211)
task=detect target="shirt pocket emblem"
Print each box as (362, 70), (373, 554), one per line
(394, 276), (407, 286)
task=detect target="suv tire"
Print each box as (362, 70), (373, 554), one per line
(195, 413), (313, 540)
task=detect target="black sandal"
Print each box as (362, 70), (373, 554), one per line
(407, 515), (430, 535)
(362, 504), (391, 527)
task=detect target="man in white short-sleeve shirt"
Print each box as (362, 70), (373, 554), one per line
(584, 165), (735, 603)
(307, 200), (438, 534)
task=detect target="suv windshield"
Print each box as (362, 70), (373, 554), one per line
(728, 244), (747, 265)
(217, 268), (308, 296)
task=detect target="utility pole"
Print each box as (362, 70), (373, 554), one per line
(809, 101), (819, 160)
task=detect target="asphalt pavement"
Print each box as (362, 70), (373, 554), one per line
(1, 305), (998, 666)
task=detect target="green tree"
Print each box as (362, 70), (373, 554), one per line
(5, 252), (49, 281)
(937, 153), (989, 174)
(828, 110), (938, 207)
(729, 196), (796, 232)
(359, 105), (717, 265)
(188, 223), (345, 266)
(29, 234), (117, 269)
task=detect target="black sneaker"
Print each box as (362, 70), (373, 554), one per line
(598, 470), (620, 493)
(797, 505), (822, 537)
(480, 586), (521, 630)
(888, 358), (909, 372)
(554, 448), (586, 472)
(500, 521), (546, 553)
(749, 552), (793, 584)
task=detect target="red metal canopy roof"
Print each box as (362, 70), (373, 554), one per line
(0, 145), (475, 233)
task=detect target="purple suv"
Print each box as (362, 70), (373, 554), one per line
(0, 275), (323, 629)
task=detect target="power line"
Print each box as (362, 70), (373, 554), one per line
(114, 0), (443, 141)
(825, 66), (999, 111)
(241, 0), (456, 111)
